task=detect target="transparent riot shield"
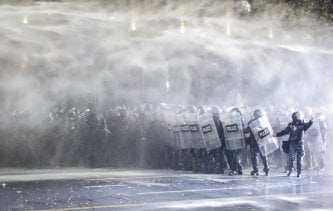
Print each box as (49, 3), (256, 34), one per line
(198, 113), (221, 151)
(174, 114), (186, 149)
(178, 113), (193, 149)
(221, 112), (245, 150)
(187, 113), (205, 149)
(306, 118), (325, 152)
(172, 124), (182, 149)
(249, 116), (279, 156)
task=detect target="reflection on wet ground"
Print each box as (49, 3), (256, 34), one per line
(0, 168), (332, 210)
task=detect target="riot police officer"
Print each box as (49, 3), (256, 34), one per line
(245, 109), (270, 176)
(275, 111), (313, 177)
(223, 107), (245, 175)
(210, 106), (229, 174)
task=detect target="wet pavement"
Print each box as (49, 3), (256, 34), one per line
(0, 168), (333, 210)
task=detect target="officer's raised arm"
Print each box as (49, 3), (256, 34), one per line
(276, 124), (290, 137)
(304, 119), (313, 131)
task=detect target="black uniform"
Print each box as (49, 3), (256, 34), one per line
(276, 119), (313, 176)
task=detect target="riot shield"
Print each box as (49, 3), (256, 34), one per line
(306, 118), (325, 152)
(221, 112), (245, 150)
(178, 113), (193, 149)
(249, 116), (279, 156)
(172, 124), (182, 149)
(187, 113), (205, 149)
(198, 113), (221, 151)
(174, 114), (186, 149)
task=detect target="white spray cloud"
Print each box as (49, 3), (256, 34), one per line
(0, 1), (332, 115)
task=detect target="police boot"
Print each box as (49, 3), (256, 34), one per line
(229, 170), (237, 176)
(287, 171), (292, 176)
(237, 165), (243, 175)
(251, 170), (259, 176)
(297, 171), (301, 178)
(263, 168), (270, 176)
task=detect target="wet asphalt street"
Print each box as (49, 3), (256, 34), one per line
(0, 168), (333, 210)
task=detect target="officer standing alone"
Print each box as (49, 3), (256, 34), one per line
(275, 111), (313, 177)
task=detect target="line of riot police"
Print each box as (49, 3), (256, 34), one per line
(0, 103), (328, 175)
(157, 104), (328, 177)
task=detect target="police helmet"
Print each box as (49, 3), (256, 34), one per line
(187, 105), (197, 113)
(253, 108), (266, 119)
(211, 106), (220, 117)
(230, 107), (242, 116)
(292, 111), (304, 122)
